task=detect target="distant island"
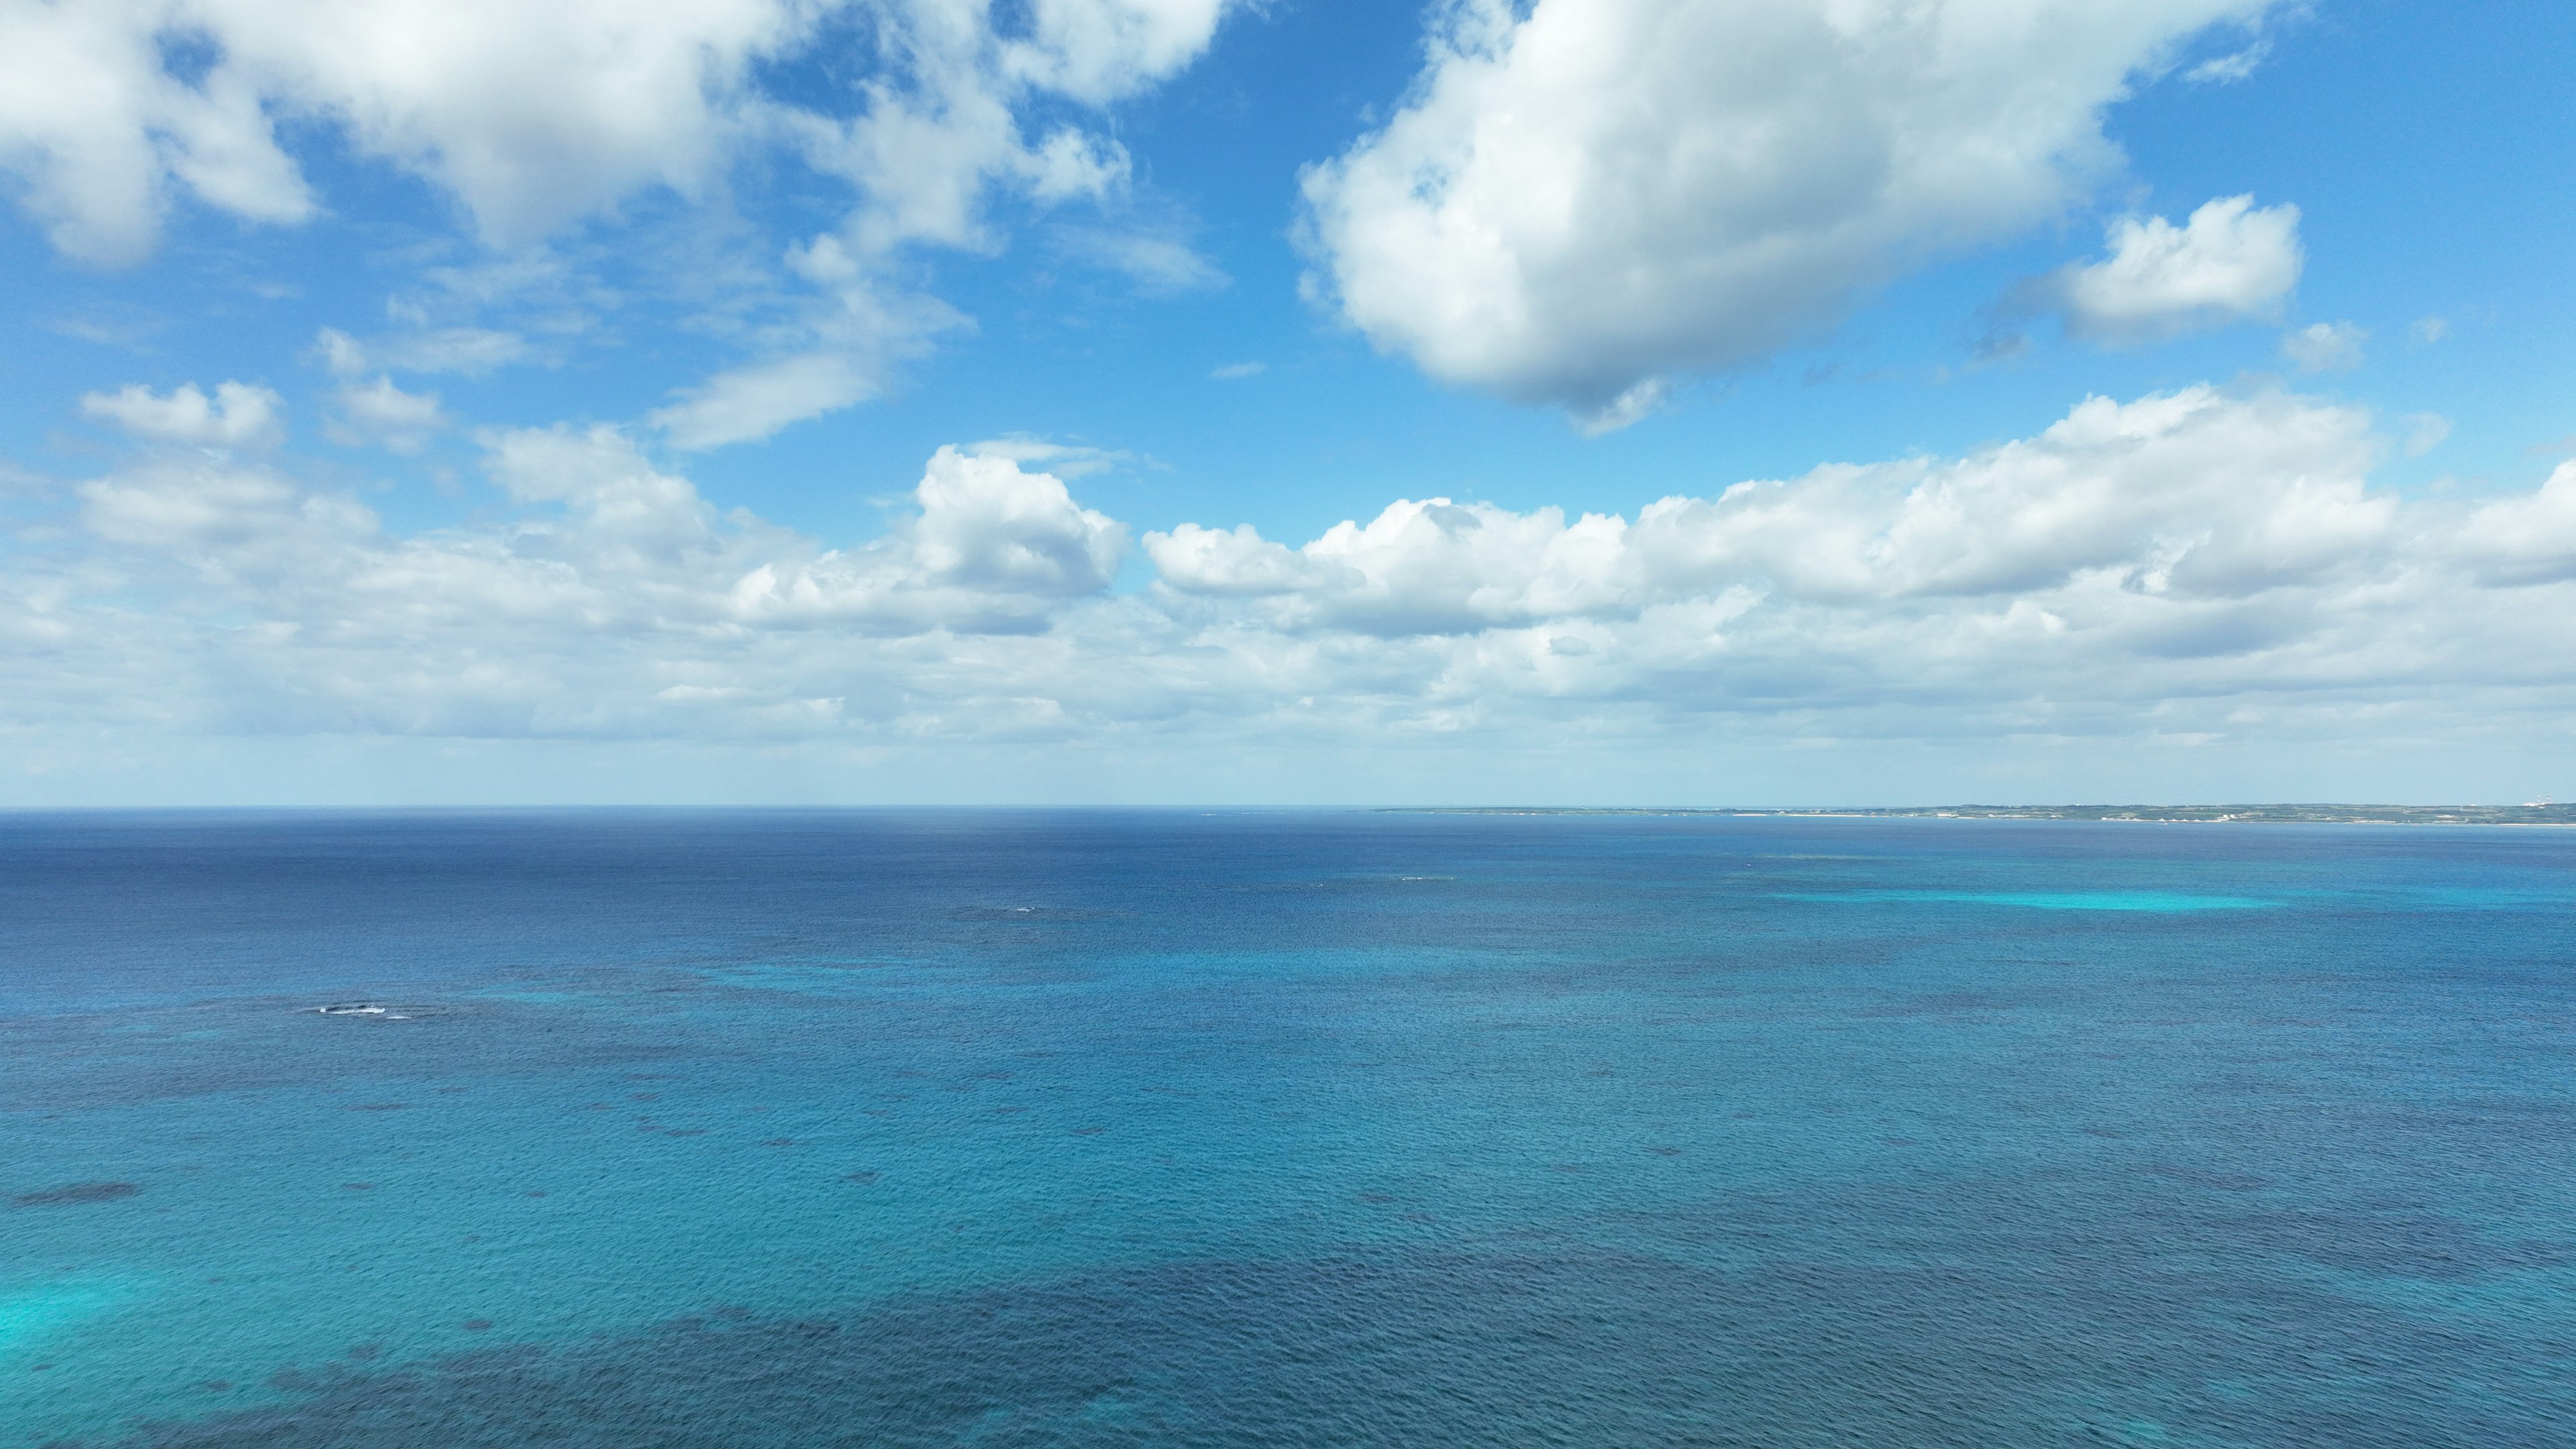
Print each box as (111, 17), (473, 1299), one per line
(1385, 804), (2576, 825)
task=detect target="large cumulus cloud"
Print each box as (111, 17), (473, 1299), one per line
(1298, 0), (2282, 427)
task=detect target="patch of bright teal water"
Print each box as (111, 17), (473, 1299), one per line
(1779, 890), (2273, 911)
(0, 1285), (127, 1365)
(1, 812), (2570, 1446)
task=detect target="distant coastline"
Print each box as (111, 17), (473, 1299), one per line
(1382, 804), (2576, 826)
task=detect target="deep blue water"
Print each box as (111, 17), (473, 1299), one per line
(2, 810), (2571, 1447)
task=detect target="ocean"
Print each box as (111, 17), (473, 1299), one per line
(2, 810), (2569, 1446)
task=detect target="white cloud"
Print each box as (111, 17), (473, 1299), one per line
(714, 1), (1234, 438)
(331, 376), (445, 453)
(2412, 316), (2449, 346)
(777, 2), (1232, 264)
(651, 257), (981, 447)
(317, 325), (523, 383)
(652, 352), (886, 452)
(1150, 386), (2394, 634)
(2184, 40), (2270, 84)
(494, 428), (1124, 634)
(904, 445), (1125, 596)
(2280, 320), (2367, 374)
(479, 425), (720, 559)
(18, 383), (2576, 772)
(314, 328), (368, 377)
(722, 441), (1128, 637)
(962, 437), (1124, 480)
(0, 1), (1240, 439)
(999, 0), (1232, 105)
(1297, 0), (2279, 424)
(341, 379), (439, 429)
(0, 1), (315, 265)
(0, 0), (792, 264)
(1054, 225), (1229, 294)
(1574, 379), (1673, 438)
(1146, 522), (1334, 597)
(5, 425), (1136, 745)
(1, 1), (1242, 262)
(1210, 362), (1265, 380)
(2055, 196), (2303, 344)
(80, 381), (284, 449)
(2457, 462), (2576, 587)
(378, 327), (535, 377)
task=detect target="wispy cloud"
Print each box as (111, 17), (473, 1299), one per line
(2185, 39), (2271, 84)
(80, 382), (284, 450)
(2281, 321), (2367, 374)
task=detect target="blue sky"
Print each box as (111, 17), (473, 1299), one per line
(1, 0), (2571, 806)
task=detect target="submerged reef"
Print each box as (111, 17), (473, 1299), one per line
(11, 1181), (140, 1207)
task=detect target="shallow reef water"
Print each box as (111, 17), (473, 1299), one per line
(2, 810), (2571, 1446)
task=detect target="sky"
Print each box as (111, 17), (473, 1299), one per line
(0, 0), (2571, 807)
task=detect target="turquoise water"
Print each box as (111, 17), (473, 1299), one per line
(3, 812), (2571, 1446)
(1774, 890), (2273, 911)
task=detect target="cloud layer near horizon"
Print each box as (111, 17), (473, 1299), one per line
(13, 384), (2571, 767)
